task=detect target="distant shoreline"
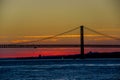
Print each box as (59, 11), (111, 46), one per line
(0, 52), (120, 60)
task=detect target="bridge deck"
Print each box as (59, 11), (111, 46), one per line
(0, 44), (120, 48)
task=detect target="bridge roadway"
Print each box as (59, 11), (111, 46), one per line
(0, 44), (120, 48)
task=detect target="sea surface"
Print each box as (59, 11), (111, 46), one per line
(0, 59), (120, 80)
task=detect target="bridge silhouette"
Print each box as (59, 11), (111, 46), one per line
(0, 25), (120, 58)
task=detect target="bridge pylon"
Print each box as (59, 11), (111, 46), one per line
(80, 25), (85, 59)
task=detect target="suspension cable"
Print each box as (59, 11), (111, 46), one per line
(84, 27), (120, 41)
(14, 26), (80, 44)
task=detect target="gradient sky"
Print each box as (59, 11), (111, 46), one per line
(0, 0), (120, 58)
(0, 0), (120, 44)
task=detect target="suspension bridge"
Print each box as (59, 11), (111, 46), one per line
(0, 25), (120, 58)
(0, 26), (120, 48)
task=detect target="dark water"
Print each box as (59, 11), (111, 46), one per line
(0, 59), (120, 80)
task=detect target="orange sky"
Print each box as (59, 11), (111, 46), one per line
(0, 0), (120, 58)
(0, 0), (120, 44)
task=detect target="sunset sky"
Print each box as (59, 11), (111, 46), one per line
(0, 0), (120, 58)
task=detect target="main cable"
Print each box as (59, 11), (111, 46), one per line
(84, 27), (120, 41)
(14, 26), (80, 44)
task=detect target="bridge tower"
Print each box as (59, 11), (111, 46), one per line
(80, 25), (85, 59)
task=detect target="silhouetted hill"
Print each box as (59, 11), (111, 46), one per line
(86, 52), (120, 58)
